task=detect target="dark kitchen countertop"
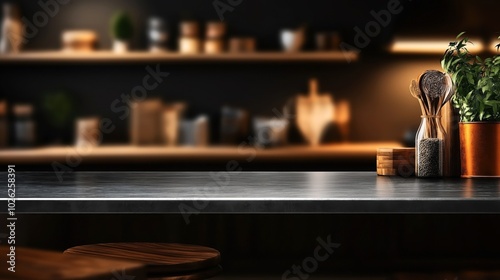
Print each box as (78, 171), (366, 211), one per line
(2, 172), (500, 214)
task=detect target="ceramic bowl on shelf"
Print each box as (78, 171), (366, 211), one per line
(253, 117), (289, 148)
(280, 28), (305, 52)
(180, 115), (209, 147)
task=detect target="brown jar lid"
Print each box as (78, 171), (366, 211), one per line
(13, 104), (33, 116)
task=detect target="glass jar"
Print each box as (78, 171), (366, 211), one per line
(415, 115), (446, 177)
(13, 104), (35, 147)
(148, 17), (168, 52)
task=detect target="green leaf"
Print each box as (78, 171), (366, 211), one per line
(442, 33), (500, 122)
(466, 73), (475, 84)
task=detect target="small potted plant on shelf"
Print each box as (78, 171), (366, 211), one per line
(441, 32), (500, 177)
(110, 11), (134, 53)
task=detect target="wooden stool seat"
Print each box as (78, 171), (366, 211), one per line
(0, 245), (147, 280)
(64, 243), (221, 280)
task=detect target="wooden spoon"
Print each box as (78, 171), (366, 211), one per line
(410, 79), (427, 115)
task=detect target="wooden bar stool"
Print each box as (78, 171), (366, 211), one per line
(0, 245), (147, 280)
(64, 243), (221, 280)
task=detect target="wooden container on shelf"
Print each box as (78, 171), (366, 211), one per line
(204, 39), (224, 54)
(62, 30), (98, 52)
(229, 37), (256, 53)
(75, 117), (101, 147)
(131, 99), (163, 145)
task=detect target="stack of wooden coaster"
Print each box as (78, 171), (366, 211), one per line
(377, 148), (416, 177)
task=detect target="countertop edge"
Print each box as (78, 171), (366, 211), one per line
(10, 199), (500, 214)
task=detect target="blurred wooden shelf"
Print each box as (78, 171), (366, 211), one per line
(0, 142), (400, 165)
(0, 51), (358, 63)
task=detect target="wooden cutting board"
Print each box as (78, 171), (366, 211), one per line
(377, 147), (415, 177)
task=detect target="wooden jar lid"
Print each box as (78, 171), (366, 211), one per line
(64, 243), (221, 277)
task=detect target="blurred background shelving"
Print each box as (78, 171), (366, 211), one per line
(2, 0), (499, 171)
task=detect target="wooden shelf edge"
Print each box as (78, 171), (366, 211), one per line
(0, 51), (359, 63)
(0, 142), (401, 165)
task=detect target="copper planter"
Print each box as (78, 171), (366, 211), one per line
(459, 122), (500, 178)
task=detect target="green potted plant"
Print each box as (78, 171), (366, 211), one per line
(110, 11), (134, 53)
(441, 32), (500, 177)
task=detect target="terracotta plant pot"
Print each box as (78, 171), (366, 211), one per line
(459, 122), (500, 178)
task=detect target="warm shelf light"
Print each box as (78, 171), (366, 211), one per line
(390, 37), (485, 54)
(489, 40), (500, 53)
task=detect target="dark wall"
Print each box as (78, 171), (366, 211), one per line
(0, 0), (497, 145)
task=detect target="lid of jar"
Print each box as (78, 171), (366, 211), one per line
(13, 104), (33, 116)
(149, 17), (166, 29)
(206, 21), (226, 39)
(180, 21), (199, 37)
